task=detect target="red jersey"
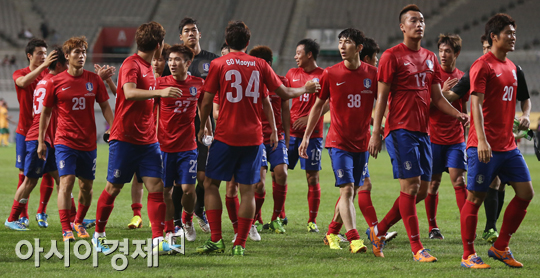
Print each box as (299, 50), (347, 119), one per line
(467, 52), (517, 152)
(319, 61), (377, 152)
(25, 74), (57, 146)
(110, 54), (157, 145)
(157, 75), (204, 153)
(13, 67), (49, 136)
(378, 43), (442, 137)
(44, 70), (109, 151)
(429, 66), (466, 145)
(261, 76), (289, 144)
(286, 67), (324, 139)
(203, 52), (282, 146)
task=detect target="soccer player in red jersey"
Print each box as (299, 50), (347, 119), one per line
(460, 14), (533, 269)
(157, 44), (205, 243)
(12, 39), (57, 228)
(286, 39), (327, 233)
(367, 4), (468, 261)
(4, 47), (67, 231)
(424, 34), (467, 240)
(301, 28), (376, 253)
(37, 37), (113, 242)
(93, 22), (182, 254)
(196, 21), (319, 256)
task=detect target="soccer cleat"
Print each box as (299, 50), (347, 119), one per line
(461, 253), (491, 269)
(482, 229), (499, 243)
(127, 215), (142, 229)
(232, 245), (245, 256)
(18, 217), (29, 228)
(487, 246), (523, 268)
(195, 212), (210, 233)
(232, 233), (238, 243)
(249, 225), (261, 241)
(36, 213), (49, 228)
(82, 219), (96, 229)
(349, 239), (367, 253)
(92, 235), (111, 253)
(62, 230), (75, 242)
(262, 222), (271, 230)
(282, 216), (288, 226)
(184, 222), (196, 242)
(366, 226), (385, 257)
(413, 249), (437, 262)
(269, 218), (286, 234)
(338, 233), (348, 242)
(254, 222), (263, 232)
(72, 223), (90, 238)
(324, 234), (342, 250)
(429, 228), (444, 239)
(152, 240), (181, 255)
(307, 222), (319, 233)
(197, 238), (225, 254)
(385, 231), (398, 243)
(5, 219), (29, 231)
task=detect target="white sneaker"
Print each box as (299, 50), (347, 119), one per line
(184, 222), (196, 242)
(195, 212), (210, 233)
(232, 233), (238, 243)
(249, 224), (261, 241)
(165, 232), (176, 245)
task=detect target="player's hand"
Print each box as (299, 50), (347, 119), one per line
(160, 87), (182, 98)
(517, 115), (530, 130)
(43, 50), (58, 68)
(292, 116), (308, 130)
(442, 77), (458, 92)
(95, 64), (116, 81)
(298, 138), (309, 159)
(204, 127), (212, 137)
(455, 112), (469, 126)
(368, 133), (382, 159)
(304, 80), (321, 94)
(103, 129), (110, 143)
(477, 139), (492, 163)
(37, 142), (47, 161)
(197, 129), (205, 145)
(270, 130), (278, 151)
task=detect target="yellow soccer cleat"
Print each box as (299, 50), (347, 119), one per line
(128, 215), (143, 229)
(324, 234), (342, 250)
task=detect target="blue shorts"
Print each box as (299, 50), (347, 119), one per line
(107, 140), (163, 184)
(206, 140), (263, 185)
(288, 136), (322, 171)
(385, 129), (432, 181)
(431, 142), (467, 174)
(55, 144), (97, 180)
(24, 141), (57, 178)
(328, 148), (369, 187)
(162, 149), (198, 187)
(15, 133), (26, 169)
(467, 148), (531, 192)
(262, 140), (289, 171)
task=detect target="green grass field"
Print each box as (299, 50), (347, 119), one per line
(0, 144), (539, 277)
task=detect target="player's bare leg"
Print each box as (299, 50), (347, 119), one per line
(128, 173), (144, 229)
(180, 183), (197, 241)
(305, 170), (320, 232)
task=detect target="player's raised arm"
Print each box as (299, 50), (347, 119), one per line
(274, 80), (320, 100)
(16, 50), (57, 88)
(299, 97), (325, 159)
(368, 81), (390, 158)
(123, 82), (182, 100)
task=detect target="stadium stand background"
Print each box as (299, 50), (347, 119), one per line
(0, 0), (538, 151)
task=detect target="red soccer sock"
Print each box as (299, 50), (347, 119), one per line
(376, 197), (401, 237)
(182, 211), (194, 224)
(272, 182), (287, 221)
(345, 229), (360, 242)
(95, 190), (117, 233)
(59, 209), (72, 232)
(307, 183), (321, 223)
(17, 173), (29, 219)
(454, 186), (467, 212)
(327, 220), (343, 235)
(425, 193), (439, 231)
(234, 217), (253, 248)
(70, 197), (77, 223)
(147, 192), (166, 239)
(164, 219), (174, 234)
(206, 209), (223, 242)
(357, 190), (378, 227)
(8, 199), (26, 222)
(399, 192), (423, 254)
(225, 196), (239, 234)
(254, 192), (265, 224)
(37, 173), (54, 214)
(494, 196), (530, 250)
(131, 203), (142, 217)
(75, 203), (90, 224)
(460, 200), (480, 259)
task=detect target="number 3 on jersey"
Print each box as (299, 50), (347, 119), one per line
(226, 70), (260, 103)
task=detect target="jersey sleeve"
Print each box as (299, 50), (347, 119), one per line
(261, 62), (282, 93)
(43, 80), (56, 108)
(202, 61), (220, 94)
(318, 69), (330, 101)
(469, 60), (490, 95)
(118, 59), (140, 89)
(377, 51), (397, 84)
(12, 69), (24, 84)
(95, 77), (110, 103)
(452, 70), (470, 98)
(515, 65), (530, 101)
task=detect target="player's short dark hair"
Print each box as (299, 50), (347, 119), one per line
(167, 44), (194, 61)
(485, 13), (516, 46)
(225, 21), (250, 51)
(249, 45), (273, 64)
(399, 4), (422, 23)
(338, 28), (365, 47)
(62, 36), (88, 55)
(179, 17), (197, 33)
(136, 21), (166, 52)
(25, 38), (48, 61)
(221, 42), (230, 51)
(437, 34), (462, 54)
(480, 34), (488, 44)
(161, 43), (171, 60)
(360, 37), (380, 61)
(296, 39), (320, 61)
(48, 46), (66, 71)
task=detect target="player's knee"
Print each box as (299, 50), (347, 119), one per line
(306, 171), (319, 185)
(339, 184), (355, 199)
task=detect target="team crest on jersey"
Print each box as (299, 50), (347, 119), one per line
(426, 60), (434, 70)
(59, 160), (65, 169)
(203, 63), (210, 72)
(337, 169), (344, 178)
(189, 86), (197, 96)
(363, 78), (372, 89)
(404, 161), (412, 171)
(86, 82), (94, 92)
(476, 174), (485, 184)
(312, 78), (319, 82)
(114, 169), (121, 178)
